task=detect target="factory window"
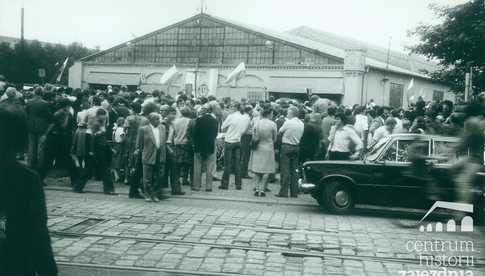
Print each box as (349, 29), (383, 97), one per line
(86, 17), (343, 66)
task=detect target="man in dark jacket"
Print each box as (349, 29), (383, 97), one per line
(26, 87), (52, 169)
(38, 98), (78, 186)
(192, 102), (219, 191)
(299, 113), (322, 163)
(0, 103), (57, 276)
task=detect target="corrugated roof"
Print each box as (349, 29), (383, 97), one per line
(286, 26), (438, 76)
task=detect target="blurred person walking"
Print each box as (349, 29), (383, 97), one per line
(0, 103), (58, 276)
(38, 98), (78, 186)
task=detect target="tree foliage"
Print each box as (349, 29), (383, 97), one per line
(410, 0), (485, 94)
(0, 40), (95, 85)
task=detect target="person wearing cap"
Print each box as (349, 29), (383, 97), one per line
(371, 117), (397, 145)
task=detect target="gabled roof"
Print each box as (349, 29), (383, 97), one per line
(81, 12), (344, 63)
(80, 12), (439, 79)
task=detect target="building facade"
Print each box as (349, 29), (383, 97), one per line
(69, 13), (453, 107)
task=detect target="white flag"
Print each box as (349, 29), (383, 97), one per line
(225, 62), (246, 84)
(56, 57), (69, 83)
(407, 78), (414, 90)
(160, 65), (179, 85)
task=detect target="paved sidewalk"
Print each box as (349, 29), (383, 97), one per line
(45, 191), (484, 276)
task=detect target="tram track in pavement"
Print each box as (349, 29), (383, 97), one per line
(57, 262), (256, 276)
(49, 218), (485, 269)
(47, 213), (485, 246)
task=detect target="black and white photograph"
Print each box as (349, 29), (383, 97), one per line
(0, 0), (484, 275)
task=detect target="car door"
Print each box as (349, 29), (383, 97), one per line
(374, 138), (431, 208)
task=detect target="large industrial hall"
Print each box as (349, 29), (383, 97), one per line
(69, 12), (452, 107)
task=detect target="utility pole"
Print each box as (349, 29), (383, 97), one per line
(20, 7), (25, 46)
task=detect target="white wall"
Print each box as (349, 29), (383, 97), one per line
(364, 68), (453, 107)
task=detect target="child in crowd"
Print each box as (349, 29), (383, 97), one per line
(112, 117), (126, 183)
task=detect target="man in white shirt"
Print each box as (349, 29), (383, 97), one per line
(219, 102), (250, 190)
(277, 106), (304, 198)
(371, 117), (396, 146)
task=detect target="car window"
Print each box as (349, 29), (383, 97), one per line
(398, 140), (428, 162)
(381, 141), (397, 162)
(433, 140), (465, 163)
(366, 137), (390, 161)
(380, 139), (430, 163)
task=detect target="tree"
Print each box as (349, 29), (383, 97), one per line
(0, 40), (95, 85)
(409, 0), (485, 95)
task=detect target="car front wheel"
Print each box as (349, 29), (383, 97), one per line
(323, 180), (354, 214)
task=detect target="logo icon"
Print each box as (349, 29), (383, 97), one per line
(418, 201), (474, 232)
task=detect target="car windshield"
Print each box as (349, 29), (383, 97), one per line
(365, 137), (391, 161)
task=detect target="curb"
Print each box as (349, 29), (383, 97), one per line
(44, 186), (320, 208)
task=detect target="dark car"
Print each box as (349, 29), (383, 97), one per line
(299, 134), (485, 223)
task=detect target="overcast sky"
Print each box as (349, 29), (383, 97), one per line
(0, 0), (467, 53)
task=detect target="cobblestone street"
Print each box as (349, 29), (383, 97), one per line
(44, 178), (484, 276)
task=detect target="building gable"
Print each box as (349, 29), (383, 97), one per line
(82, 13), (342, 66)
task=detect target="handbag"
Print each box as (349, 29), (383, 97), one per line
(250, 121), (260, 150)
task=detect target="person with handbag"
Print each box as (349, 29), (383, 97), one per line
(249, 105), (277, 197)
(0, 103), (58, 276)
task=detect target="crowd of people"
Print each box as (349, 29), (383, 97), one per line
(0, 79), (476, 201)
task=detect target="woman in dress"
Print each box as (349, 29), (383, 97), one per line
(249, 105), (277, 197)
